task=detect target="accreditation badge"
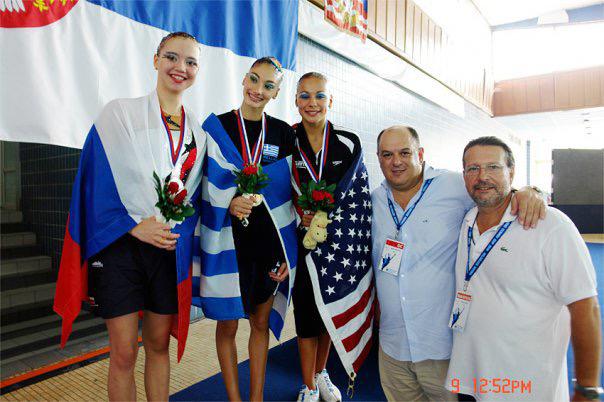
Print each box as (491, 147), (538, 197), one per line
(449, 290), (472, 332)
(379, 238), (404, 276)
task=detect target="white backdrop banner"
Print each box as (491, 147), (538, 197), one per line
(0, 0), (299, 148)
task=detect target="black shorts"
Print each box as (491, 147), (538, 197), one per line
(232, 204), (284, 315)
(292, 246), (327, 338)
(88, 234), (178, 319)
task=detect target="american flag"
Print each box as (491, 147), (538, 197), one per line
(306, 153), (375, 377)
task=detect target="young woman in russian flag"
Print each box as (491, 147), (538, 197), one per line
(196, 57), (298, 402)
(53, 32), (206, 401)
(292, 72), (362, 402)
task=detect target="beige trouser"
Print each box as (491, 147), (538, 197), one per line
(379, 347), (456, 402)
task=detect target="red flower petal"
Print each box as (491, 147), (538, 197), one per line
(168, 182), (180, 194)
(173, 189), (188, 205)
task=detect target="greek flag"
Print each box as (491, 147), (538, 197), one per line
(192, 114), (298, 339)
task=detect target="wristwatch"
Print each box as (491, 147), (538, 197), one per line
(574, 382), (604, 400)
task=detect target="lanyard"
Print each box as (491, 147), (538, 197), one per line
(387, 178), (433, 235)
(160, 106), (185, 165)
(297, 121), (330, 182)
(235, 109), (266, 166)
(464, 220), (512, 290)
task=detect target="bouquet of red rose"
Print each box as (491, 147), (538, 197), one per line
(233, 163), (270, 226)
(153, 172), (195, 227)
(153, 133), (197, 227)
(297, 180), (336, 249)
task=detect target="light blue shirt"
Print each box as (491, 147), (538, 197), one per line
(371, 165), (474, 362)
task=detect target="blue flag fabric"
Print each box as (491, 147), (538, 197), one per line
(192, 114), (298, 340)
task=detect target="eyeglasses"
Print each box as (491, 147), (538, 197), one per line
(463, 163), (505, 177)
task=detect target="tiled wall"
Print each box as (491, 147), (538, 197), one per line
(18, 36), (524, 273)
(19, 144), (80, 270)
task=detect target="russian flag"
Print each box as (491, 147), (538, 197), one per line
(0, 0), (299, 147)
(53, 92), (206, 361)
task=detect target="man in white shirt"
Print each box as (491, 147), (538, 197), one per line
(372, 126), (546, 401)
(446, 136), (602, 401)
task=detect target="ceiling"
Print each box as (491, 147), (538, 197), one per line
(471, 0), (603, 26)
(495, 106), (604, 149)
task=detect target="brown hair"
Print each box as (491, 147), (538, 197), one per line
(156, 31), (199, 55)
(462, 136), (515, 168)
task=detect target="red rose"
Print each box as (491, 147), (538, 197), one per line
(242, 164), (258, 176)
(167, 181), (180, 194)
(325, 192), (335, 204)
(173, 189), (188, 205)
(311, 190), (325, 201)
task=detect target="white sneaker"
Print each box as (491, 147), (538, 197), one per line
(315, 370), (342, 402)
(297, 385), (320, 402)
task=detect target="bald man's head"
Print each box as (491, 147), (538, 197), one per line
(377, 125), (425, 192)
(377, 125), (420, 152)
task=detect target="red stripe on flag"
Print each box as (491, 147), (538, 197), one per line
(331, 283), (373, 329)
(342, 301), (374, 352)
(53, 215), (87, 348)
(352, 335), (373, 373)
(173, 265), (193, 362)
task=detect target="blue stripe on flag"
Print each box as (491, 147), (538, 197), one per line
(79, 126), (137, 258)
(200, 200), (231, 232)
(194, 296), (245, 320)
(269, 309), (284, 339)
(201, 249), (239, 276)
(262, 159), (293, 209)
(207, 157), (237, 190)
(86, 1), (298, 70)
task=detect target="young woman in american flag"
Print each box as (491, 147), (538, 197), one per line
(198, 57), (298, 402)
(292, 72), (363, 402)
(54, 32), (206, 401)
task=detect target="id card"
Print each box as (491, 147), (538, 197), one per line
(449, 291), (472, 332)
(379, 239), (404, 276)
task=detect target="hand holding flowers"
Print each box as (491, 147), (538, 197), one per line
(297, 180), (336, 249)
(232, 163), (270, 227)
(153, 172), (196, 227)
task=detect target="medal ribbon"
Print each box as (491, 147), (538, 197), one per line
(160, 106), (185, 166)
(235, 109), (266, 166)
(464, 220), (512, 289)
(387, 178), (433, 234)
(297, 121), (330, 182)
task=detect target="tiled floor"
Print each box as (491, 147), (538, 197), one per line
(2, 311), (297, 401)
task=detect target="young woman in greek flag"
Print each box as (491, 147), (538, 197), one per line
(196, 57), (298, 402)
(292, 72), (362, 402)
(53, 32), (205, 401)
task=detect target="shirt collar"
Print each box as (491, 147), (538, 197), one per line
(464, 200), (517, 228)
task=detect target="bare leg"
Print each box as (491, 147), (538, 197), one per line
(315, 332), (332, 372)
(142, 311), (174, 401)
(297, 337), (318, 389)
(216, 320), (242, 402)
(249, 297), (274, 402)
(106, 313), (139, 401)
